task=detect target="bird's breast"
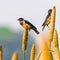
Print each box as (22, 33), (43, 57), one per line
(46, 16), (51, 24)
(22, 21), (31, 30)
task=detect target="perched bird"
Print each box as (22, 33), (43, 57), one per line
(42, 9), (52, 31)
(17, 18), (40, 34)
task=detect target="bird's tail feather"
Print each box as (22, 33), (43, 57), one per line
(34, 30), (40, 34)
(32, 27), (40, 34)
(42, 23), (44, 27)
(42, 26), (45, 31)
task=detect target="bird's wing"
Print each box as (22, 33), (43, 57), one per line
(42, 14), (50, 26)
(24, 20), (37, 30)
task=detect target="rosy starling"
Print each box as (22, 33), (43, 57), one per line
(17, 18), (40, 34)
(42, 9), (52, 31)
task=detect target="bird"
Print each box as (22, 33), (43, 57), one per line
(17, 18), (40, 34)
(41, 9), (52, 31)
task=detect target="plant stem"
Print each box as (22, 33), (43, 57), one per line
(23, 51), (25, 60)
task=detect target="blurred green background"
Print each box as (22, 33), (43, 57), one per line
(0, 26), (35, 60)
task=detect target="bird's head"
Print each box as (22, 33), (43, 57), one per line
(17, 18), (24, 21)
(17, 18), (24, 25)
(48, 9), (52, 15)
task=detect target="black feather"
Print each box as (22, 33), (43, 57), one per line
(24, 20), (37, 30)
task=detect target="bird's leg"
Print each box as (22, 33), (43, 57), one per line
(47, 24), (49, 28)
